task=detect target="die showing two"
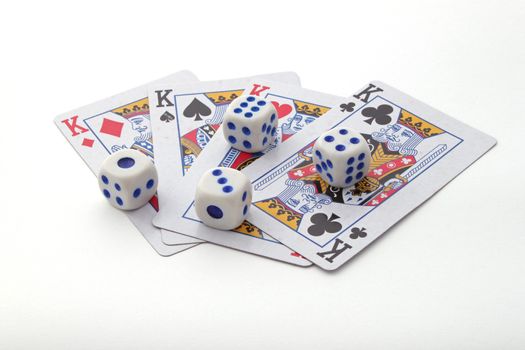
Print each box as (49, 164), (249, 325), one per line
(96, 96), (372, 232)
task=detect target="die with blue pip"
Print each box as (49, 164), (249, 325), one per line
(223, 95), (278, 153)
(194, 167), (253, 230)
(98, 149), (158, 210)
(312, 127), (371, 188)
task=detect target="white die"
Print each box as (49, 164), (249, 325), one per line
(223, 95), (278, 153)
(312, 127), (371, 188)
(194, 167), (253, 230)
(97, 149), (158, 210)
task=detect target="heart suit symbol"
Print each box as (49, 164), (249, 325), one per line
(271, 102), (293, 118)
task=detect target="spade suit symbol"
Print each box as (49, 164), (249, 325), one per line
(160, 111), (175, 123)
(183, 98), (212, 121)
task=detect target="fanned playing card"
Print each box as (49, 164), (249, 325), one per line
(148, 73), (301, 246)
(243, 81), (497, 270)
(153, 79), (344, 265)
(54, 71), (200, 256)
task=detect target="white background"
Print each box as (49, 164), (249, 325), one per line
(1, 0), (524, 349)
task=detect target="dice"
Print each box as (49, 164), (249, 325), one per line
(97, 149), (158, 210)
(194, 167), (253, 230)
(223, 95), (278, 153)
(312, 127), (371, 188)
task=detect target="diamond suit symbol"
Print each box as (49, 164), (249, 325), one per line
(81, 138), (94, 147)
(100, 118), (124, 137)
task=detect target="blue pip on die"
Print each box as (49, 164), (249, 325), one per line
(312, 127), (371, 188)
(98, 149), (158, 210)
(194, 167), (253, 231)
(223, 95), (278, 153)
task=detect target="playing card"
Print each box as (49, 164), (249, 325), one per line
(148, 73), (301, 245)
(154, 79), (345, 265)
(54, 70), (201, 256)
(243, 81), (497, 270)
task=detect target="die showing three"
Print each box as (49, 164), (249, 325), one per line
(98, 149), (158, 210)
(223, 95), (278, 153)
(194, 167), (253, 231)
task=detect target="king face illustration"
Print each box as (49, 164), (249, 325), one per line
(371, 109), (445, 157)
(281, 113), (317, 138)
(279, 179), (332, 214)
(111, 99), (154, 159)
(128, 114), (149, 134)
(279, 100), (331, 142)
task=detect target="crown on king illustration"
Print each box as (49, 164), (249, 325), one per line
(293, 100), (330, 117)
(205, 90), (244, 105)
(113, 97), (150, 119)
(254, 198), (302, 231)
(232, 220), (264, 238)
(398, 110), (444, 138)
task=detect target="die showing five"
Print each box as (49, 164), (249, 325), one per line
(98, 149), (158, 210)
(312, 127), (371, 188)
(194, 167), (253, 230)
(223, 95), (278, 153)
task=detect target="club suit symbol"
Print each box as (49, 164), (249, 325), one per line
(183, 98), (212, 121)
(349, 227), (367, 239)
(160, 111), (175, 123)
(362, 104), (393, 125)
(340, 102), (355, 112)
(307, 213), (343, 236)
